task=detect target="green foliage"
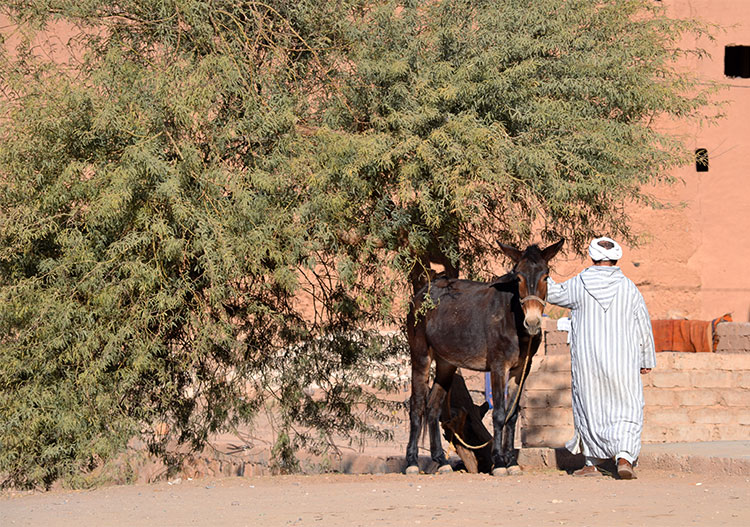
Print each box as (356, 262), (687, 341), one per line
(0, 0), (716, 488)
(0, 0), (404, 489)
(310, 0), (718, 278)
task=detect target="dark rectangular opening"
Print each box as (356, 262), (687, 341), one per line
(695, 148), (709, 172)
(725, 46), (750, 78)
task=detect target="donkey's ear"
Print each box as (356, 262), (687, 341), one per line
(490, 272), (517, 289)
(541, 238), (564, 262)
(498, 242), (523, 264)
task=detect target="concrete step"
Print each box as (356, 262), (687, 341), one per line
(644, 370), (743, 389)
(716, 322), (750, 353)
(523, 371), (571, 391)
(521, 418), (750, 447)
(656, 351), (750, 370)
(521, 389), (572, 408)
(644, 387), (750, 407)
(531, 351), (750, 372)
(643, 423), (750, 442)
(530, 354), (571, 372)
(520, 425), (570, 447)
(648, 406), (750, 425)
(518, 440), (750, 476)
(520, 407), (573, 428)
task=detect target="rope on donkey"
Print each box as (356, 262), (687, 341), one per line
(503, 336), (533, 426)
(449, 431), (492, 451)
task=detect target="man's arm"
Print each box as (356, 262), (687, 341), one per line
(634, 291), (656, 371)
(546, 276), (575, 309)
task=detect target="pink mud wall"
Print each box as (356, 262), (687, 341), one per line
(3, 3), (750, 321)
(552, 0), (750, 322)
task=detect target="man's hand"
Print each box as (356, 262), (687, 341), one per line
(640, 368), (652, 374)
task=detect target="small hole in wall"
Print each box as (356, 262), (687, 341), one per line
(695, 148), (709, 172)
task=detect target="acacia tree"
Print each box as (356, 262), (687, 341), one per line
(308, 0), (716, 287)
(0, 0), (403, 488)
(0, 0), (714, 488)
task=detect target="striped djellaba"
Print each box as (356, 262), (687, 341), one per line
(547, 266), (656, 463)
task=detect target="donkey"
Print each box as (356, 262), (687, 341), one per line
(404, 240), (564, 476)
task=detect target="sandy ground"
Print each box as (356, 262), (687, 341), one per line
(2, 469), (749, 527)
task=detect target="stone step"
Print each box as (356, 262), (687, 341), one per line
(530, 354), (571, 372)
(523, 371), (571, 391)
(646, 406), (750, 426)
(656, 351), (750, 370)
(522, 389), (748, 411)
(520, 407), (573, 428)
(520, 425), (570, 448)
(643, 423), (750, 443)
(715, 322), (750, 354)
(644, 370), (746, 389)
(542, 325), (750, 354)
(521, 418), (750, 447)
(532, 351), (750, 372)
(644, 387), (750, 407)
(521, 389), (572, 408)
(520, 407), (750, 442)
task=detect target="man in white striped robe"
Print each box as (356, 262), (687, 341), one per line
(546, 237), (656, 479)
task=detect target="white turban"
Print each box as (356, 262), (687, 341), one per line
(588, 236), (623, 262)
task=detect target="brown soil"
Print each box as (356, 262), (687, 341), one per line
(2, 469), (748, 526)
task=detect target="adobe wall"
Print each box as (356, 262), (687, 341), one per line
(548, 0), (750, 323)
(519, 322), (750, 448)
(4, 3), (750, 324)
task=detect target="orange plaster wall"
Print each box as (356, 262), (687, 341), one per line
(0, 14), (80, 63)
(551, 0), (750, 322)
(4, 3), (750, 321)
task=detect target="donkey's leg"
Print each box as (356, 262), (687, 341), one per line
(503, 410), (523, 476)
(489, 367), (510, 476)
(425, 358), (456, 472)
(405, 335), (431, 474)
(502, 377), (522, 474)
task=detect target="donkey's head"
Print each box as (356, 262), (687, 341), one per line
(498, 239), (564, 335)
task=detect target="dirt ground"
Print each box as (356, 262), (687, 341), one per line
(2, 468), (749, 527)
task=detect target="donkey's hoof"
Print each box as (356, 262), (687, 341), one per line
(491, 467), (509, 477)
(507, 465), (523, 476)
(437, 464), (453, 474)
(405, 465), (420, 475)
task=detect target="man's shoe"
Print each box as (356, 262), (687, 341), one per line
(617, 458), (636, 480)
(573, 465), (601, 477)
